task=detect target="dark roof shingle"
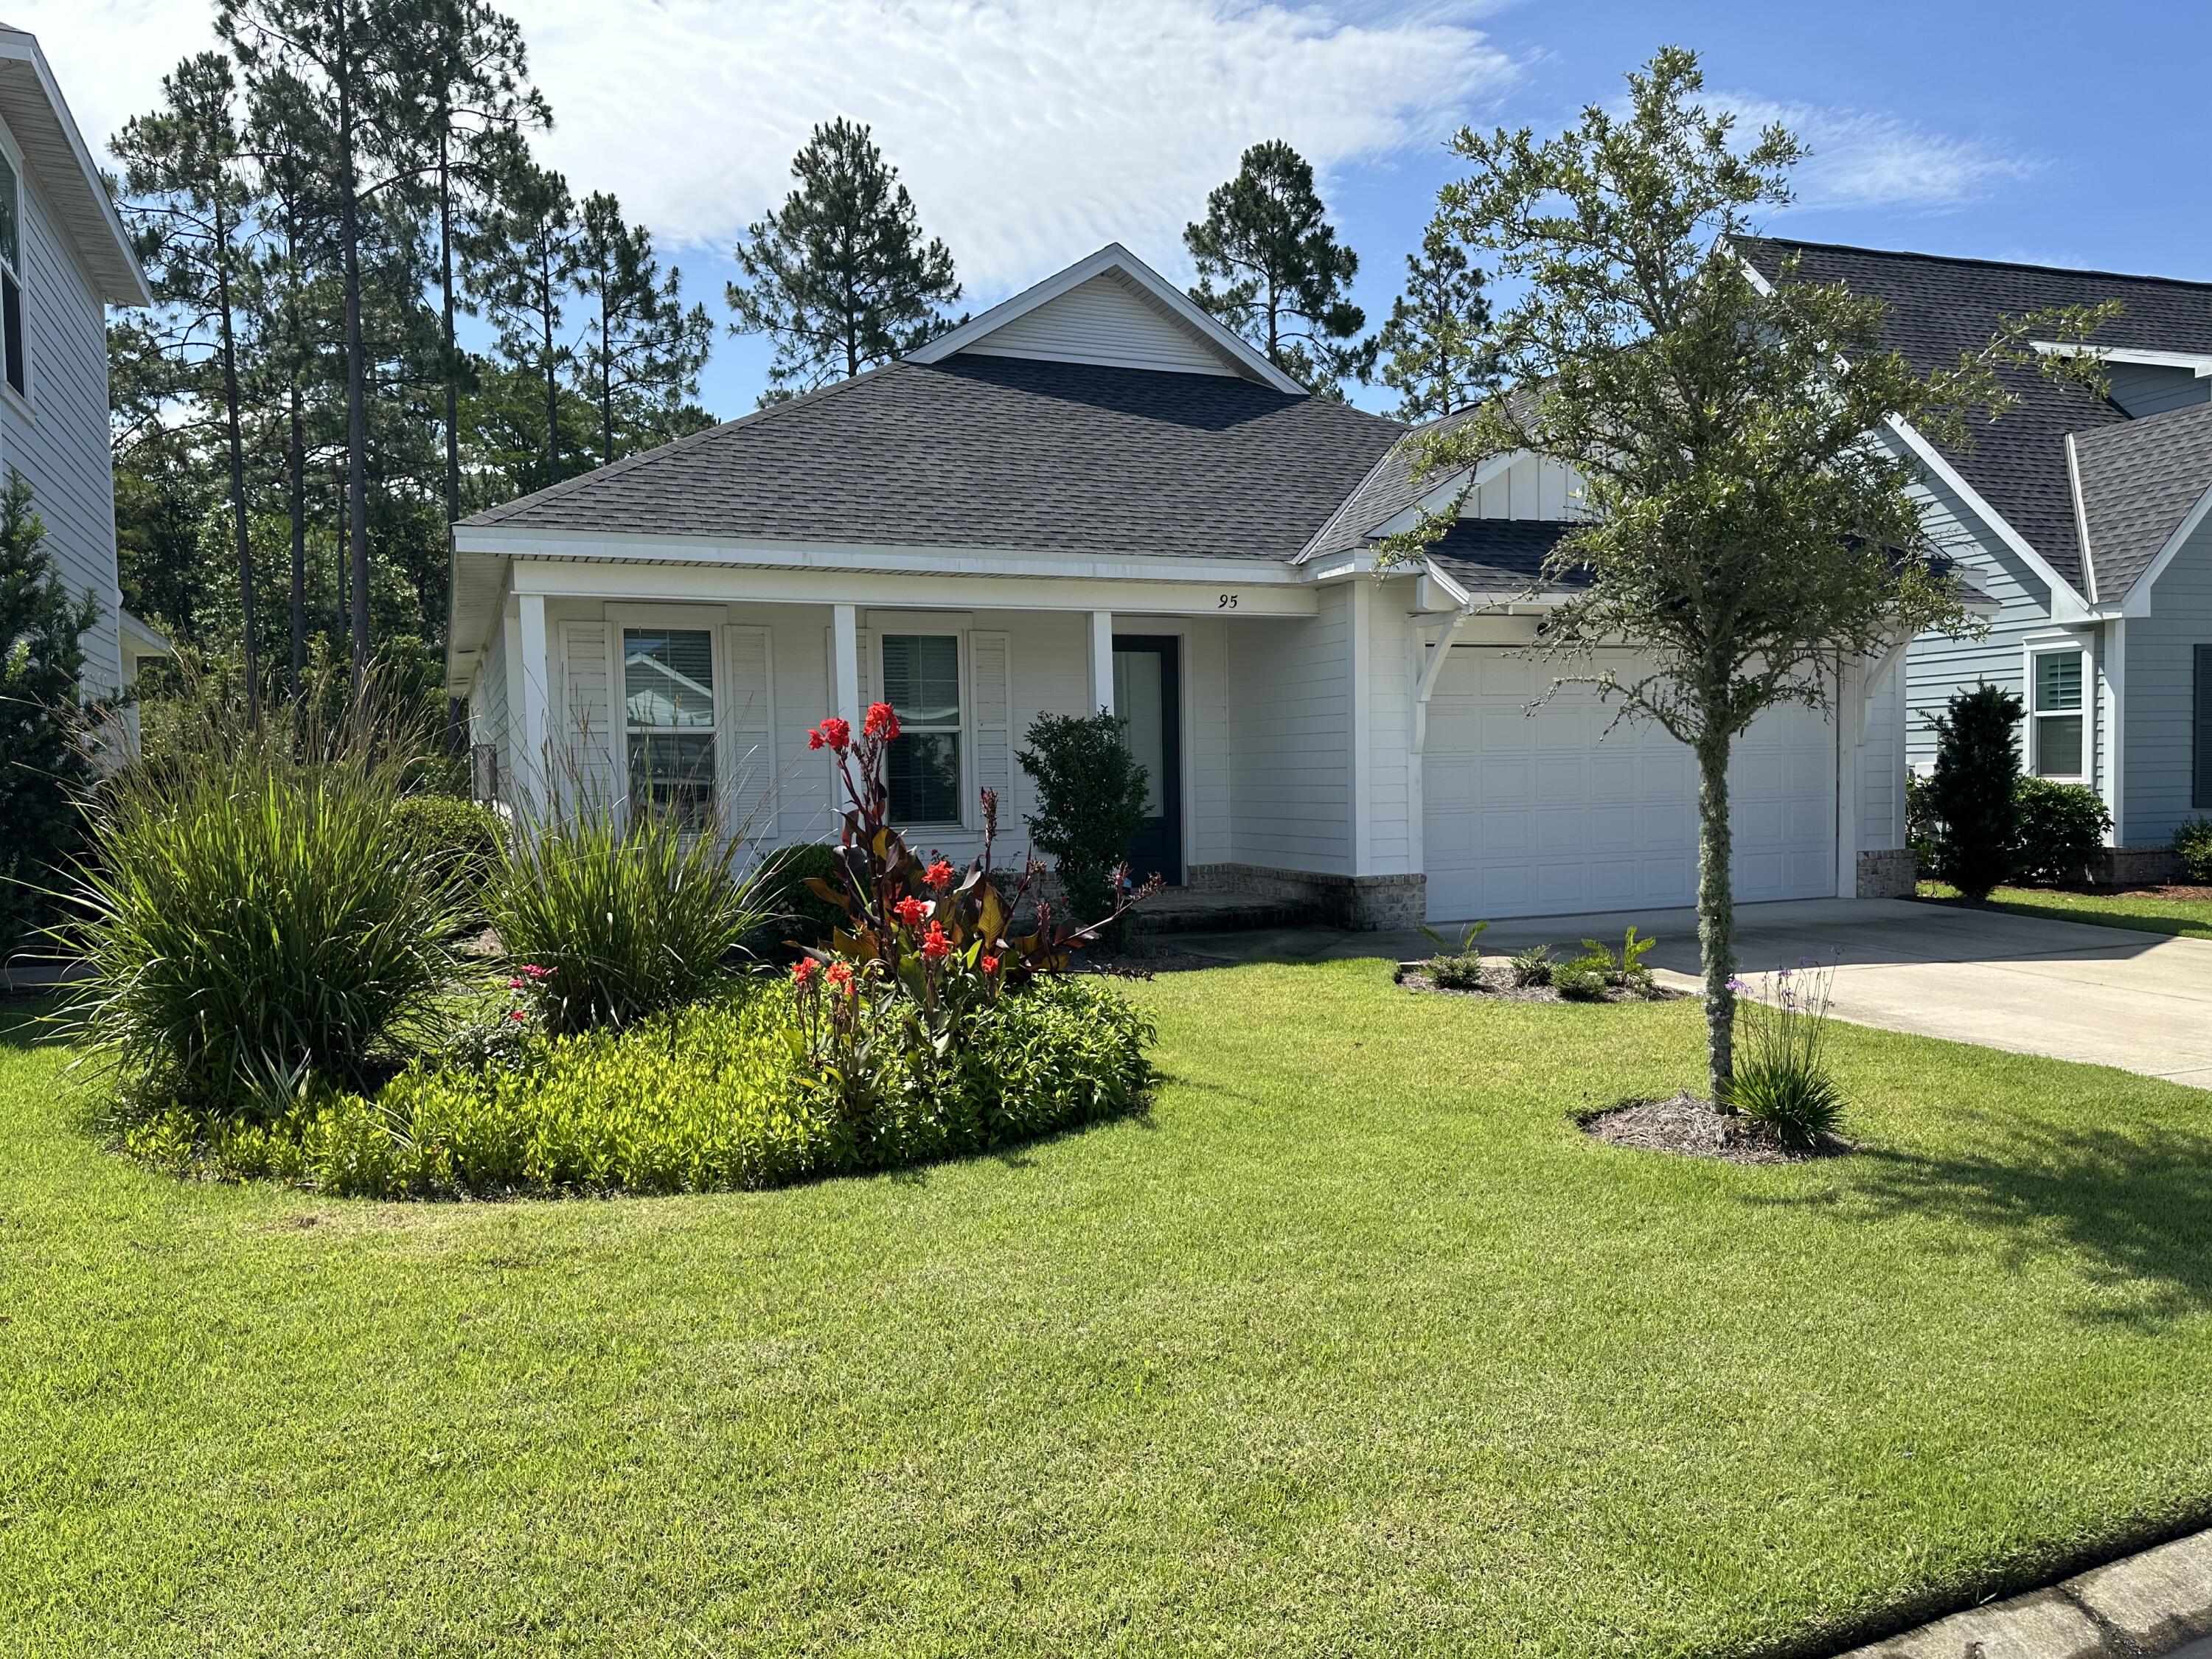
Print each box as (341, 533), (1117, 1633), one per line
(2070, 399), (2212, 599)
(465, 354), (1404, 563)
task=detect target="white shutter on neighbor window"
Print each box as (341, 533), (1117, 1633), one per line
(721, 624), (776, 841)
(558, 621), (613, 812)
(970, 629), (1012, 831)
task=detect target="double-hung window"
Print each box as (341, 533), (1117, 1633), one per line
(880, 633), (961, 824)
(2029, 647), (2085, 780)
(623, 627), (716, 831)
(0, 146), (24, 398)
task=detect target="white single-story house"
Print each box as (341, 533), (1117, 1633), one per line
(1741, 238), (2212, 878)
(448, 243), (1913, 927)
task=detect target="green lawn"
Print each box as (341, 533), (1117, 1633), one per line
(7, 964), (2212, 1658)
(1919, 880), (2212, 940)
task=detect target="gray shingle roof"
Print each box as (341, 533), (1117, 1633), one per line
(1300, 405), (1484, 560)
(1429, 519), (1586, 594)
(2070, 400), (2212, 600)
(1739, 237), (2212, 596)
(465, 353), (1403, 563)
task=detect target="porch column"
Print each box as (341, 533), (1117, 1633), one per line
(515, 590), (551, 822)
(831, 602), (860, 729)
(1088, 611), (1115, 717)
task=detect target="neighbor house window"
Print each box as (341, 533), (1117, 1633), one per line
(623, 627), (715, 831)
(0, 147), (24, 398)
(2030, 647), (2085, 779)
(880, 633), (961, 823)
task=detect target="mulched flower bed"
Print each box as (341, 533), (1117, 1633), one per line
(1394, 959), (1684, 1004)
(1578, 1091), (1849, 1164)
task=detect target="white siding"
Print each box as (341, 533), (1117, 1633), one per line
(721, 624), (776, 841)
(1228, 586), (1352, 873)
(0, 153), (123, 696)
(1857, 648), (1907, 852)
(474, 619), (509, 804)
(1463, 453), (1582, 521)
(958, 271), (1234, 377)
(554, 619), (613, 810)
(1183, 617), (1232, 865)
(1365, 582), (1417, 872)
(2122, 518), (2212, 845)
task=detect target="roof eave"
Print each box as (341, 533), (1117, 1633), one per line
(0, 29), (150, 307)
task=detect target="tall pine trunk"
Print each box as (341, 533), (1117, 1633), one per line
(336, 39), (370, 686)
(287, 373), (305, 698)
(437, 121), (461, 526)
(540, 258), (559, 484)
(600, 305), (614, 465)
(214, 198), (257, 716)
(1694, 725), (1738, 1102)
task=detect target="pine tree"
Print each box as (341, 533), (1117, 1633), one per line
(727, 118), (959, 401)
(1184, 140), (1372, 396)
(575, 191), (712, 465)
(114, 52), (265, 708)
(1375, 223), (1496, 422)
(467, 159), (580, 488)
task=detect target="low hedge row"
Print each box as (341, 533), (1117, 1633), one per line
(121, 973), (1154, 1199)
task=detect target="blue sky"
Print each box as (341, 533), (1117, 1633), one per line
(32, 0), (2212, 422)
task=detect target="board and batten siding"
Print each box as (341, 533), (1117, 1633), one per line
(1228, 585), (1352, 873)
(956, 271), (1233, 377)
(2121, 516), (2212, 846)
(0, 147), (125, 695)
(1461, 453), (1579, 521)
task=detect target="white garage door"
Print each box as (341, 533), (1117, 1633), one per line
(1422, 650), (1839, 922)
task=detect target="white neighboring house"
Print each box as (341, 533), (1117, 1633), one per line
(449, 243), (1913, 927)
(0, 26), (159, 700)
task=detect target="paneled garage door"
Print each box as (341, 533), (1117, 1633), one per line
(1422, 649), (1839, 922)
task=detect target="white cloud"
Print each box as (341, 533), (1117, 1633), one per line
(1718, 94), (2038, 212)
(15, 0), (1513, 296)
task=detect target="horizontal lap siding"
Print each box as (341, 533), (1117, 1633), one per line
(4, 175), (122, 695)
(2124, 520), (2212, 844)
(1183, 618), (1231, 866)
(1859, 650), (1906, 851)
(2107, 363), (2211, 419)
(959, 273), (1232, 377)
(1367, 585), (1416, 872)
(1228, 588), (1351, 873)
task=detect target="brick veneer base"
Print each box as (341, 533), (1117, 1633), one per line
(1188, 864), (1427, 931)
(1857, 848), (1916, 899)
(2094, 845), (2183, 885)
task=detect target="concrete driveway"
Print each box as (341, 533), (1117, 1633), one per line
(1170, 897), (2212, 1088)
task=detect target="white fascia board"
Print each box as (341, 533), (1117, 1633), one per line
(2117, 479), (2212, 616)
(1736, 246), (2090, 618)
(1366, 453), (1512, 540)
(0, 30), (150, 305)
(906, 243), (1304, 394)
(451, 524), (1304, 588)
(2065, 433), (2099, 604)
(2034, 341), (2212, 378)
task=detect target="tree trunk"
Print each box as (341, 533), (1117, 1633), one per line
(439, 122), (461, 525)
(540, 270), (559, 484)
(215, 198), (257, 717)
(600, 306), (614, 465)
(1694, 726), (1738, 1102)
(288, 375), (305, 698)
(338, 59), (370, 686)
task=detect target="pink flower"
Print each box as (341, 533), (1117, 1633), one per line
(924, 858), (955, 890)
(920, 921), (950, 961)
(863, 701), (900, 741)
(521, 964), (550, 980)
(507, 1009), (527, 1023)
(893, 896), (927, 928)
(808, 716), (852, 753)
(506, 978), (524, 991)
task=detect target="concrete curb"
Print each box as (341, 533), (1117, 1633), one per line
(1841, 1528), (2212, 1658)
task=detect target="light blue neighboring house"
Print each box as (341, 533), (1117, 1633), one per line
(1742, 238), (2212, 877)
(0, 25), (158, 700)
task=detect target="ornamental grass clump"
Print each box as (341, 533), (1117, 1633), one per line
(1724, 961), (1846, 1147)
(58, 675), (461, 1119)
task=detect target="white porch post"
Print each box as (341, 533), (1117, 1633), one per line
(515, 590), (551, 822)
(1088, 610), (1116, 717)
(831, 602), (860, 729)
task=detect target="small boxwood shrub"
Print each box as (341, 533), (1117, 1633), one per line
(1553, 959), (1610, 1001)
(2010, 777), (2110, 886)
(2174, 818), (2212, 883)
(122, 974), (1154, 1198)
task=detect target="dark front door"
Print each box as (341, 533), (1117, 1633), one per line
(1113, 635), (1183, 886)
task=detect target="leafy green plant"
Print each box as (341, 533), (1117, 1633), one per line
(1905, 771), (1941, 876)
(487, 796), (771, 1036)
(1725, 963), (1845, 1147)
(752, 841), (847, 950)
(2176, 818), (2212, 883)
(1016, 709), (1153, 925)
(1576, 927), (1658, 994)
(1509, 945), (1555, 988)
(1553, 959), (1610, 1002)
(1420, 919), (1489, 990)
(2010, 778), (2110, 886)
(1924, 684), (2024, 900)
(58, 683), (460, 1118)
(392, 793), (507, 922)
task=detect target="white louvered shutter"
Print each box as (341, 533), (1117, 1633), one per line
(970, 629), (1012, 835)
(721, 624), (776, 841)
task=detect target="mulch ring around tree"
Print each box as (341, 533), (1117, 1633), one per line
(1577, 1091), (1851, 1165)
(1394, 959), (1687, 1004)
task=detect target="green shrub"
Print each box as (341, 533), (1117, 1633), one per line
(126, 974), (1154, 1199)
(1725, 962), (1844, 1147)
(1905, 771), (1941, 876)
(2174, 818), (2212, 883)
(1553, 959), (1610, 1001)
(1419, 919), (1489, 989)
(486, 800), (772, 1035)
(392, 793), (507, 918)
(1017, 709), (1152, 924)
(61, 718), (461, 1117)
(1509, 945), (1554, 988)
(2009, 777), (2110, 886)
(1924, 684), (2023, 900)
(753, 841), (846, 950)
(1577, 926), (1656, 994)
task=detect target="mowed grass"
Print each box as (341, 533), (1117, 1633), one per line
(7, 962), (2212, 1658)
(1919, 880), (2212, 940)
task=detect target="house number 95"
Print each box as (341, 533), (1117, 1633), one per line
(1217, 593), (1240, 609)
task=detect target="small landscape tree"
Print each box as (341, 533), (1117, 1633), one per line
(1382, 47), (2112, 1100)
(1017, 710), (1152, 926)
(1924, 684), (2023, 900)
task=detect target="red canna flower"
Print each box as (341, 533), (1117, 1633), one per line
(981, 954), (1001, 975)
(923, 858), (955, 889)
(791, 957), (817, 985)
(920, 921), (950, 961)
(863, 700), (900, 741)
(893, 895), (927, 928)
(808, 715), (852, 753)
(507, 1008), (527, 1023)
(825, 959), (855, 994)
